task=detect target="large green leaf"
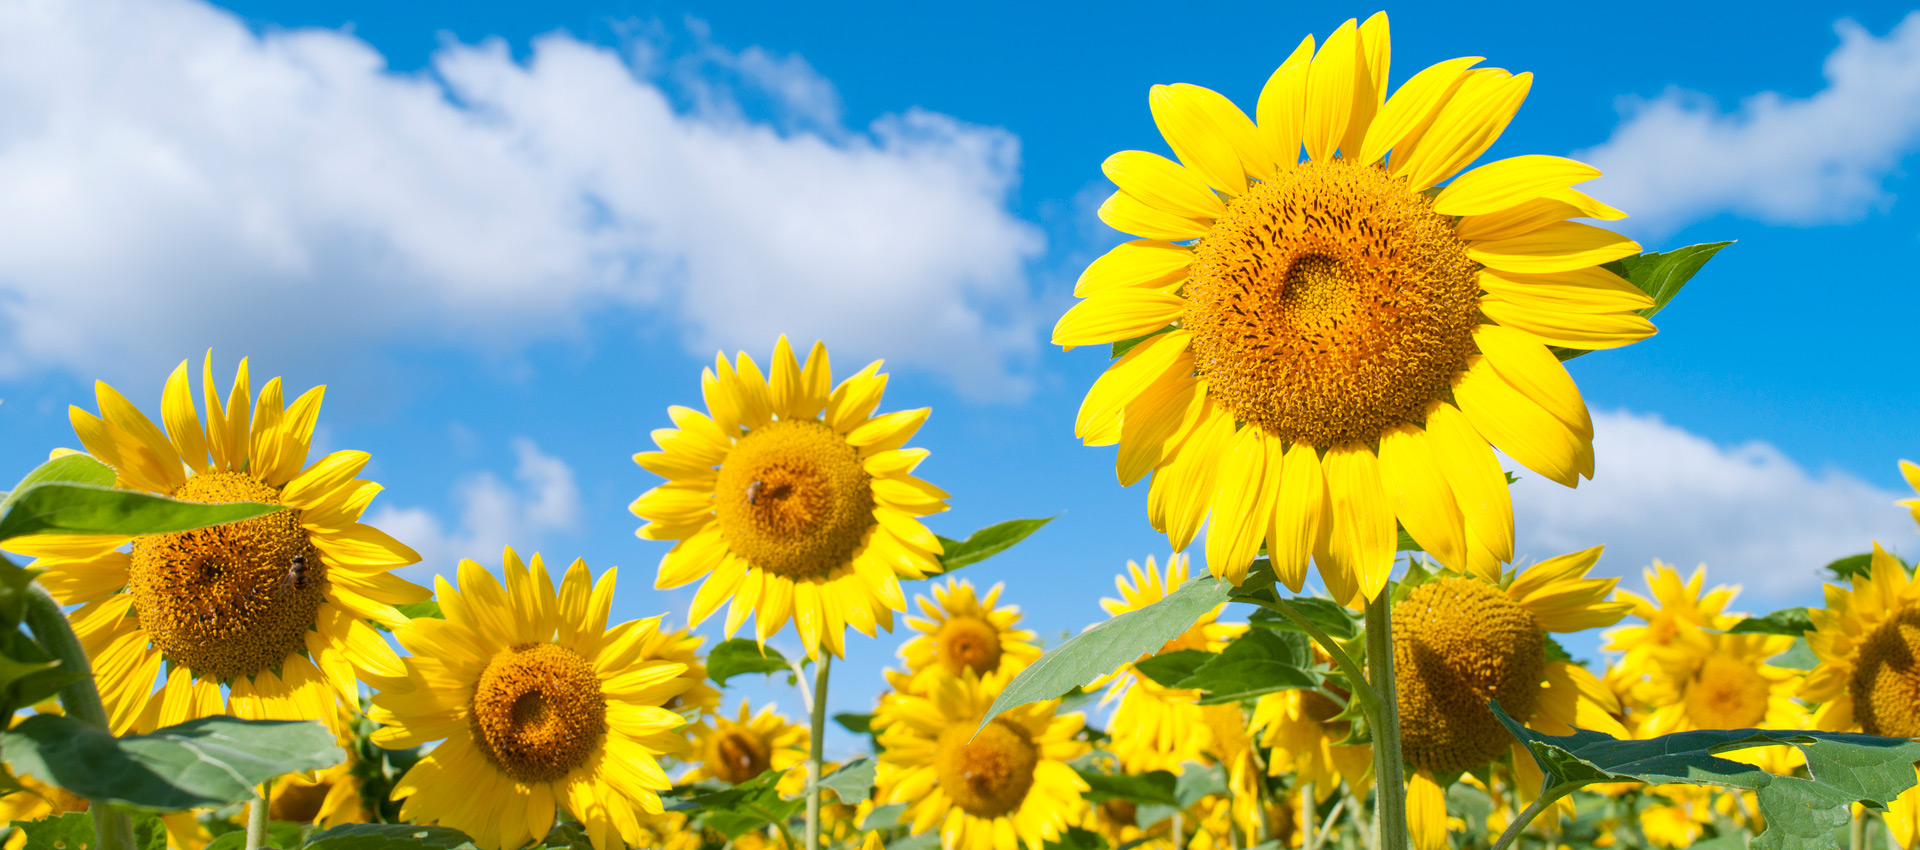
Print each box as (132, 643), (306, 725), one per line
(1132, 649), (1211, 689)
(670, 769), (801, 839)
(1176, 629), (1316, 705)
(2, 714), (343, 810)
(303, 824), (479, 850)
(813, 758), (875, 804)
(0, 455), (117, 518)
(12, 812), (170, 850)
(934, 517), (1054, 573)
(1246, 596), (1359, 641)
(1728, 608), (1814, 637)
(705, 639), (791, 687)
(1073, 769), (1177, 807)
(1492, 701), (1920, 850)
(981, 575), (1233, 729)
(0, 483), (281, 541)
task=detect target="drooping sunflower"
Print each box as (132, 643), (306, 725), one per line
(269, 760), (369, 828)
(874, 670), (1090, 850)
(371, 549), (691, 850)
(1392, 547), (1632, 850)
(682, 700), (808, 787)
(633, 336), (950, 659)
(6, 353), (425, 734)
(1602, 561), (1740, 717)
(890, 578), (1042, 692)
(1094, 555), (1244, 774)
(1055, 12), (1653, 602)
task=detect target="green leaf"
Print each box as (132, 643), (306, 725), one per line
(1395, 527), (1424, 553)
(833, 713), (872, 735)
(1770, 638), (1821, 671)
(981, 575), (1233, 729)
(1042, 826), (1108, 850)
(0, 555), (39, 630)
(12, 813), (96, 850)
(1073, 769), (1177, 807)
(705, 639), (791, 687)
(0, 454), (117, 518)
(1111, 326), (1174, 360)
(1543, 635), (1574, 666)
(1246, 596), (1359, 641)
(0, 628), (74, 718)
(671, 769), (800, 839)
(1492, 700), (1920, 850)
(1177, 629), (1317, 705)
(1132, 650), (1211, 688)
(396, 600), (443, 620)
(0, 483), (281, 541)
(303, 824), (479, 850)
(813, 758), (875, 804)
(933, 517), (1054, 573)
(1729, 608), (1815, 637)
(888, 834), (941, 850)
(1823, 553), (1903, 581)
(2, 714), (343, 810)
(860, 802), (908, 830)
(1612, 241), (1732, 318)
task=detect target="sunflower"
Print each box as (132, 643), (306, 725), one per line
(1094, 555), (1243, 774)
(1637, 629), (1803, 736)
(633, 336), (950, 659)
(683, 700), (808, 787)
(891, 578), (1042, 692)
(2, 354), (425, 734)
(642, 625), (722, 718)
(1392, 547), (1632, 850)
(1055, 12), (1653, 603)
(1602, 562), (1740, 717)
(370, 549), (692, 850)
(1250, 668), (1372, 801)
(874, 670), (1090, 850)
(1901, 460), (1920, 526)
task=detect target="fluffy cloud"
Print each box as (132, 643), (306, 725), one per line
(1512, 410), (1919, 607)
(370, 438), (583, 581)
(0, 0), (1044, 394)
(1580, 12), (1920, 236)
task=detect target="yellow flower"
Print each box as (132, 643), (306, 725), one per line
(5, 354), (425, 734)
(1393, 547), (1633, 850)
(1251, 673), (1372, 800)
(1094, 555), (1243, 774)
(269, 763), (368, 828)
(633, 336), (950, 659)
(1901, 460), (1920, 527)
(891, 578), (1042, 691)
(875, 670), (1090, 850)
(1056, 12), (1652, 603)
(683, 700), (808, 787)
(1639, 630), (1804, 736)
(370, 549), (691, 850)
(641, 625), (722, 718)
(1602, 562), (1741, 717)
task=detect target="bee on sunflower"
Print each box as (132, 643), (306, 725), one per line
(1056, 10), (1654, 605)
(632, 336), (949, 659)
(7, 353), (426, 734)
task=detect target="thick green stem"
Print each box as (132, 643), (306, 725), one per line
(24, 585), (133, 850)
(1252, 596), (1382, 719)
(805, 655), (831, 850)
(1365, 593), (1407, 850)
(245, 787), (270, 850)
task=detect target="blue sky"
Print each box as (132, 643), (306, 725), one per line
(1, 0), (1917, 757)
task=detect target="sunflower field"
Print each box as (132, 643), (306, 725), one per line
(4, 11), (1919, 850)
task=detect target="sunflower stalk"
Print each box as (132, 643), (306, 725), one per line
(23, 583), (135, 850)
(1364, 592), (1408, 850)
(1488, 784), (1576, 850)
(245, 785), (271, 850)
(805, 654), (831, 850)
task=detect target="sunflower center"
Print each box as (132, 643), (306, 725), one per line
(709, 728), (773, 784)
(934, 717), (1039, 819)
(468, 642), (607, 783)
(1684, 655), (1770, 729)
(1849, 607), (1920, 737)
(713, 419), (875, 580)
(1183, 159), (1481, 448)
(269, 778), (334, 824)
(1395, 577), (1544, 774)
(127, 471), (323, 681)
(934, 615), (1004, 676)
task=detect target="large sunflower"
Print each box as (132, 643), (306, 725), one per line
(633, 336), (950, 659)
(1392, 547), (1632, 850)
(1055, 12), (1652, 602)
(6, 354), (425, 734)
(874, 670), (1090, 850)
(890, 578), (1042, 692)
(370, 549), (691, 850)
(1094, 555), (1243, 774)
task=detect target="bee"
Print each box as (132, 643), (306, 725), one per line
(745, 480), (764, 506)
(280, 553), (310, 595)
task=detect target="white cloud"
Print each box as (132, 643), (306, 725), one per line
(370, 438), (583, 582)
(0, 0), (1045, 395)
(1579, 12), (1920, 236)
(1512, 410), (1919, 608)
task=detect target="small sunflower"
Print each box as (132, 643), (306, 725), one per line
(633, 336), (950, 659)
(1392, 547), (1632, 850)
(1094, 555), (1243, 774)
(1638, 629), (1803, 736)
(7, 353), (425, 734)
(1251, 670), (1372, 800)
(683, 700), (808, 787)
(875, 670), (1090, 850)
(892, 578), (1042, 691)
(1056, 12), (1653, 603)
(370, 549), (691, 850)
(1602, 561), (1740, 716)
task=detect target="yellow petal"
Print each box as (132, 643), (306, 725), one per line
(1454, 188), (1626, 242)
(1076, 332), (1191, 447)
(1052, 288), (1185, 348)
(1203, 426), (1272, 585)
(281, 450), (370, 509)
(1301, 18), (1359, 162)
(1468, 221), (1639, 274)
(1357, 55), (1480, 166)
(1174, 83), (1276, 182)
(1377, 424), (1467, 574)
(848, 408), (929, 453)
(1480, 297), (1657, 350)
(768, 335), (806, 420)
(1434, 155), (1602, 216)
(1423, 401), (1512, 567)
(160, 360), (209, 475)
(1393, 69), (1532, 191)
(1452, 356), (1585, 487)
(1255, 34), (1316, 168)
(310, 523), (422, 568)
(794, 340), (833, 420)
(1473, 324), (1593, 440)
(1097, 190), (1212, 242)
(1408, 770), (1449, 850)
(1149, 84), (1249, 195)
(1476, 266), (1652, 313)
(1116, 369), (1202, 487)
(730, 352), (775, 430)
(1321, 443), (1394, 606)
(824, 362), (888, 434)
(1102, 151), (1226, 221)
(1074, 240), (1192, 297)
(1268, 441), (1326, 593)
(1339, 11), (1389, 159)
(263, 386), (324, 487)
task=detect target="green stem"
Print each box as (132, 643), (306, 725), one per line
(1852, 806), (1868, 850)
(24, 585), (133, 850)
(1489, 785), (1576, 850)
(1300, 782), (1316, 850)
(1251, 596), (1382, 720)
(1364, 593), (1406, 850)
(245, 786), (270, 850)
(805, 655), (831, 850)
